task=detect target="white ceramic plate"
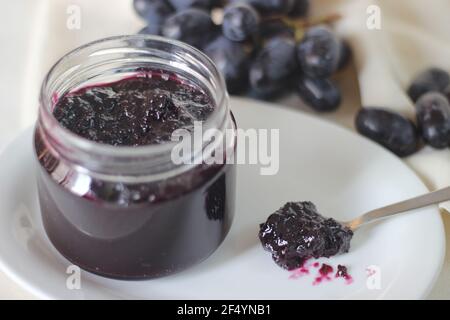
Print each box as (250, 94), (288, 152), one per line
(0, 97), (444, 299)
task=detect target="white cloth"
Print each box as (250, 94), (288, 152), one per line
(315, 0), (450, 210)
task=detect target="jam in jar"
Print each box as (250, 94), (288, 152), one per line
(34, 36), (236, 279)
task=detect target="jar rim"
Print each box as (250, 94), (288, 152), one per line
(39, 34), (229, 160)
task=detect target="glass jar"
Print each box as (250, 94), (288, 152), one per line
(34, 35), (236, 279)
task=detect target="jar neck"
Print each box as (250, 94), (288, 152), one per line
(38, 35), (232, 181)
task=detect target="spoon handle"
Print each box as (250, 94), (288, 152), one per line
(347, 186), (450, 230)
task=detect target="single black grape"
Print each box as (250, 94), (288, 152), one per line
(246, 84), (290, 101)
(415, 92), (450, 149)
(296, 76), (341, 112)
(211, 0), (225, 7)
(249, 35), (298, 97)
(241, 0), (294, 14)
(138, 24), (160, 35)
(161, 8), (214, 48)
(222, 2), (260, 42)
(407, 68), (450, 102)
(168, 0), (214, 10)
(444, 85), (450, 103)
(337, 40), (351, 70)
(355, 108), (419, 157)
(297, 25), (341, 78)
(133, 0), (174, 26)
(203, 36), (251, 94)
(289, 0), (309, 17)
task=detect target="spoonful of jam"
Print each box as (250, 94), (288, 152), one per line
(259, 186), (450, 270)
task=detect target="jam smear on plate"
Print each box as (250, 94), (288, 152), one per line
(336, 264), (353, 284)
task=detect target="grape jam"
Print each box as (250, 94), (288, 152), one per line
(259, 201), (353, 270)
(53, 71), (214, 146)
(35, 70), (236, 279)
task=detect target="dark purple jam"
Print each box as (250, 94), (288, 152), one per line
(53, 70), (214, 146)
(336, 264), (349, 278)
(35, 70), (236, 279)
(335, 264), (353, 284)
(259, 201), (353, 270)
(318, 263), (333, 276)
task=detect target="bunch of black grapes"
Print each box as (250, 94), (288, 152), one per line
(134, 0), (351, 112)
(133, 1), (450, 157)
(356, 68), (450, 157)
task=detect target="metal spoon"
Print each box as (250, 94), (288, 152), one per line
(343, 186), (450, 231)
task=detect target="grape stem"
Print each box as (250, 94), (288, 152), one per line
(281, 13), (342, 29)
(261, 13), (341, 41)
